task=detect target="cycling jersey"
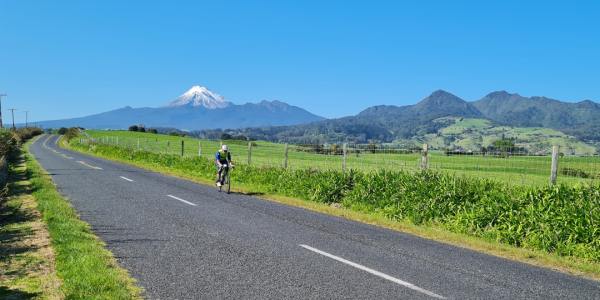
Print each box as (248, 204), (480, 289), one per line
(215, 150), (231, 164)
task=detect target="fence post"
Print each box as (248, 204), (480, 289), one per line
(342, 143), (347, 173)
(137, 138), (140, 150)
(116, 136), (119, 146)
(550, 145), (559, 185)
(284, 143), (289, 168)
(167, 141), (170, 154)
(198, 141), (202, 157)
(181, 140), (184, 157)
(247, 142), (252, 165)
(421, 143), (429, 170)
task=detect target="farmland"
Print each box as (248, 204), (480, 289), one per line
(84, 130), (600, 186)
(67, 132), (600, 264)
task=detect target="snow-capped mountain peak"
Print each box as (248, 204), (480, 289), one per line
(168, 85), (230, 109)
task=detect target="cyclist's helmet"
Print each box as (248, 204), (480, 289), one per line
(221, 144), (229, 151)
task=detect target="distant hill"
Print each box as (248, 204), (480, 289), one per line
(194, 90), (485, 144)
(193, 90), (600, 154)
(473, 91), (600, 141)
(419, 117), (596, 155)
(36, 86), (324, 130)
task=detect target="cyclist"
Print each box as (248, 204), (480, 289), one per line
(215, 144), (232, 187)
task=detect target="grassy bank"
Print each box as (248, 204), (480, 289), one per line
(24, 140), (142, 299)
(0, 154), (63, 299)
(66, 136), (600, 279)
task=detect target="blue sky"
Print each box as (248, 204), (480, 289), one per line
(1, 0), (599, 123)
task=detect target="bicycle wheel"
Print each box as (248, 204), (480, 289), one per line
(225, 169), (231, 194)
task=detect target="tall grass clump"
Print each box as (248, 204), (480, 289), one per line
(68, 139), (600, 262)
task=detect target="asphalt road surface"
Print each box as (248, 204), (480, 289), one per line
(30, 135), (600, 299)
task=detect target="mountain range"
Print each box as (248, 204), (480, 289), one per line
(36, 86), (324, 130)
(36, 85), (600, 152)
(195, 90), (600, 150)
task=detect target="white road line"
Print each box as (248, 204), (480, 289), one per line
(299, 244), (446, 299)
(76, 161), (103, 170)
(167, 194), (197, 206)
(42, 136), (52, 149)
(120, 176), (134, 182)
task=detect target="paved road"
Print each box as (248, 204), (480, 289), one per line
(30, 135), (599, 299)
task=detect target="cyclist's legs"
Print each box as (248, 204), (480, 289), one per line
(216, 165), (223, 183)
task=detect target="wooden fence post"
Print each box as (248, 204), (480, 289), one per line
(421, 143), (429, 170)
(137, 138), (140, 150)
(181, 140), (185, 157)
(116, 136), (119, 146)
(550, 145), (559, 185)
(198, 141), (202, 157)
(247, 142), (252, 165)
(284, 143), (289, 168)
(342, 143), (347, 173)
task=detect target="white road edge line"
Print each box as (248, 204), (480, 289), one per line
(120, 176), (134, 182)
(299, 244), (446, 299)
(42, 136), (52, 149)
(167, 194), (197, 206)
(76, 160), (103, 170)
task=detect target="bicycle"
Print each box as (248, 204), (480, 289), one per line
(217, 163), (233, 194)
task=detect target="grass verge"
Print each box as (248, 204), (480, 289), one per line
(24, 140), (142, 299)
(62, 137), (600, 281)
(0, 153), (63, 299)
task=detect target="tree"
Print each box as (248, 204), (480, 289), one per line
(491, 138), (516, 157)
(57, 127), (68, 135)
(492, 138), (515, 152)
(138, 126), (146, 133)
(128, 125), (139, 132)
(221, 133), (233, 140)
(366, 143), (377, 154)
(148, 128), (158, 134)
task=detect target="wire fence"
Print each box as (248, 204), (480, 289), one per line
(80, 133), (600, 187)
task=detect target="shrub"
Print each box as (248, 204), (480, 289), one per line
(128, 125), (139, 132)
(63, 127), (81, 141)
(58, 127), (68, 135)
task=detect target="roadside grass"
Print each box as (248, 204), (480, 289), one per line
(0, 154), (63, 299)
(84, 130), (600, 187)
(63, 136), (600, 281)
(24, 140), (142, 299)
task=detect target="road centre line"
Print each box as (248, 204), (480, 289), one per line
(120, 176), (134, 182)
(167, 194), (197, 206)
(299, 244), (446, 299)
(76, 160), (103, 170)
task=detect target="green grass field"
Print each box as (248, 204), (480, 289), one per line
(83, 130), (600, 186)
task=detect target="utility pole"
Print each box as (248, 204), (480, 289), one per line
(0, 93), (6, 128)
(8, 108), (16, 130)
(24, 111), (29, 128)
